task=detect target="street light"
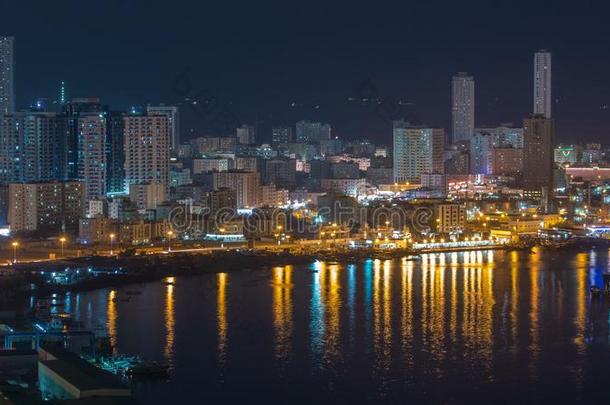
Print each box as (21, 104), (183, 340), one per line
(59, 237), (66, 258)
(219, 227), (225, 249)
(167, 230), (174, 252)
(109, 233), (115, 256)
(11, 241), (18, 264)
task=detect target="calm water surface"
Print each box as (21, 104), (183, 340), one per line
(55, 249), (610, 404)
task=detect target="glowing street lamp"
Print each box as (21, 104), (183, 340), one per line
(167, 230), (174, 252)
(11, 241), (18, 264)
(109, 233), (116, 256)
(59, 237), (67, 258)
(276, 225), (283, 245)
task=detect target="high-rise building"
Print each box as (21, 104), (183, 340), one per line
(393, 120), (445, 183)
(492, 147), (523, 176)
(78, 114), (107, 201)
(128, 182), (166, 210)
(469, 131), (494, 175)
(192, 158), (230, 174)
(0, 111), (69, 183)
(212, 171), (260, 208)
(63, 98), (104, 179)
(146, 105), (179, 150)
(451, 73), (475, 143)
(523, 115), (555, 204)
(265, 158), (297, 189)
(295, 120), (331, 143)
(475, 125), (524, 148)
(206, 187), (237, 215)
(272, 126), (293, 145)
(124, 114), (170, 195)
(190, 136), (236, 154)
(534, 50), (552, 118)
(0, 36), (15, 116)
(8, 181), (84, 233)
(236, 124), (255, 145)
(105, 111), (126, 194)
(554, 145), (581, 165)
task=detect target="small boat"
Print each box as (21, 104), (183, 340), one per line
(127, 361), (169, 378)
(591, 286), (601, 296)
(406, 255), (421, 261)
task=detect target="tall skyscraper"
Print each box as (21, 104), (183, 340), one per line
(123, 114), (170, 195)
(534, 50), (552, 118)
(78, 114), (107, 201)
(393, 120), (445, 183)
(451, 72), (475, 143)
(63, 98), (104, 179)
(523, 114), (555, 208)
(105, 111), (126, 195)
(146, 105), (179, 150)
(0, 36), (15, 116)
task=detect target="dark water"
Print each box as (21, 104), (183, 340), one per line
(58, 249), (610, 404)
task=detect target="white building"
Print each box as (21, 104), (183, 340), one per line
(124, 114), (170, 195)
(451, 73), (475, 143)
(393, 120), (445, 183)
(534, 51), (552, 118)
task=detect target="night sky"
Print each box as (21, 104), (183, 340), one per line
(4, 0), (610, 144)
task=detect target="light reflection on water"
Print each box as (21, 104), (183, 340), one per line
(53, 249), (610, 403)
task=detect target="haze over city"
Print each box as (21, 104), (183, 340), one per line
(4, 0), (610, 142)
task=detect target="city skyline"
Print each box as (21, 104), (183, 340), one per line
(4, 4), (610, 404)
(3, 1), (610, 143)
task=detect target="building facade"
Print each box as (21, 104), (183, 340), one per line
(393, 120), (445, 183)
(78, 114), (107, 201)
(534, 51), (552, 118)
(212, 171), (260, 208)
(295, 120), (331, 143)
(236, 124), (256, 145)
(523, 115), (555, 204)
(146, 105), (179, 150)
(8, 181), (84, 233)
(434, 203), (466, 234)
(451, 73), (475, 143)
(124, 114), (170, 194)
(0, 36), (15, 116)
(271, 126), (293, 145)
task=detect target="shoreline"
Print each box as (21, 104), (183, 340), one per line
(4, 239), (608, 299)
